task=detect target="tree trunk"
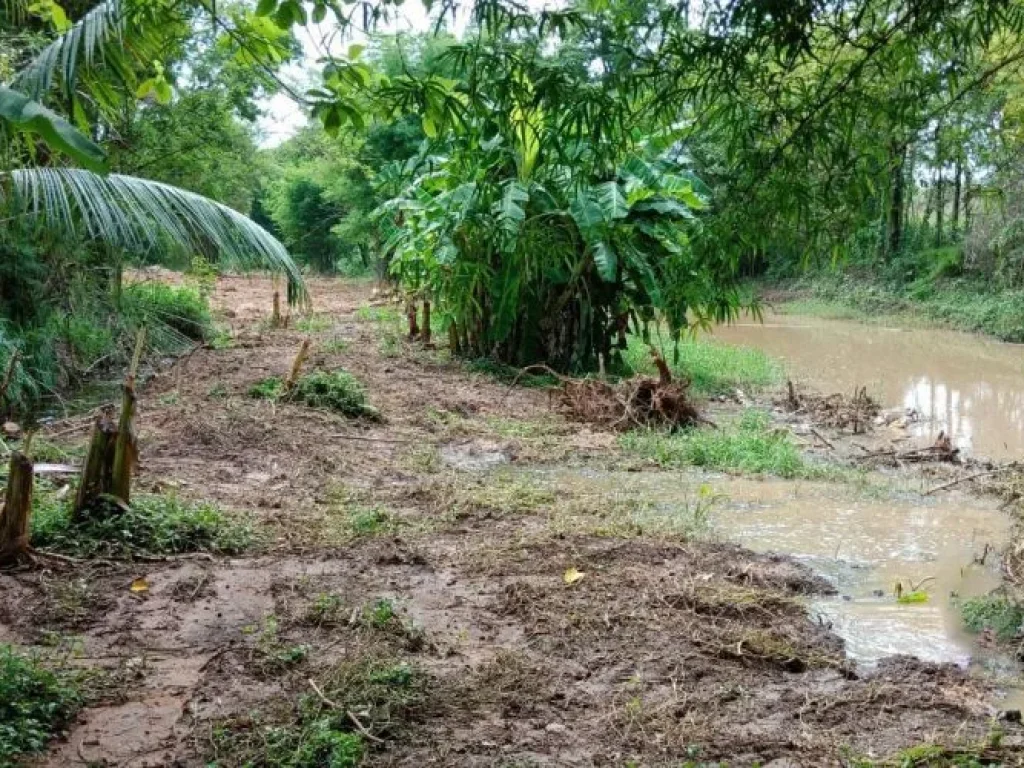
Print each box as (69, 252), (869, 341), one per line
(964, 166), (973, 233)
(887, 141), (906, 258)
(934, 125), (944, 247)
(406, 300), (419, 339)
(0, 452), (34, 565)
(952, 156), (963, 235)
(448, 322), (461, 356)
(421, 300), (432, 346)
(272, 291), (282, 328)
(73, 411), (118, 519)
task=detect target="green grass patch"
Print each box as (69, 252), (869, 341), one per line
(960, 595), (1024, 640)
(623, 335), (783, 397)
(121, 281), (211, 343)
(31, 492), (252, 559)
(0, 645), (82, 767)
(250, 370), (379, 420)
(620, 409), (814, 478)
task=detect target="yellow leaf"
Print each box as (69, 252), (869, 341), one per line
(130, 577), (149, 593)
(563, 567), (585, 586)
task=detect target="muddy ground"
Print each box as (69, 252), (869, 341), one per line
(3, 274), (1022, 767)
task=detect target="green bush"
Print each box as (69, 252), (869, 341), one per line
(621, 409), (812, 478)
(0, 646), (82, 767)
(961, 595), (1024, 640)
(31, 493), (252, 558)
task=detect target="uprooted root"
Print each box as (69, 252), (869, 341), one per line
(780, 380), (880, 433)
(508, 352), (708, 431)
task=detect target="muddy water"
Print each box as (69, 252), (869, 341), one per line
(712, 312), (1024, 460)
(525, 467), (1023, 704)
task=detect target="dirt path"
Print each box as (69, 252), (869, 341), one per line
(4, 275), (1022, 766)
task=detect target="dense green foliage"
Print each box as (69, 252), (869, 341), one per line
(0, 646), (81, 767)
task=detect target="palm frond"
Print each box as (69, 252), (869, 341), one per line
(2, 168), (308, 304)
(11, 0), (128, 99)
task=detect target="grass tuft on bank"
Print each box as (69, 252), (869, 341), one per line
(623, 335), (783, 397)
(31, 492), (252, 559)
(621, 409), (814, 478)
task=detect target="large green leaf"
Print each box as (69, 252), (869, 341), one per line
(0, 86), (107, 172)
(596, 181), (628, 220)
(492, 179), (529, 251)
(2, 169), (308, 304)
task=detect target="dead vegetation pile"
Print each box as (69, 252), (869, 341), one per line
(780, 380), (880, 433)
(511, 350), (706, 431)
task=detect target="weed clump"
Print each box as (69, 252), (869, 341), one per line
(0, 645), (82, 766)
(961, 595), (1024, 640)
(249, 369), (379, 420)
(31, 492), (252, 558)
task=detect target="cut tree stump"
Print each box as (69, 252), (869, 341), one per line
(73, 409), (118, 518)
(284, 338), (311, 392)
(0, 451), (34, 566)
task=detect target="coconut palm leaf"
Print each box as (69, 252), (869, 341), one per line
(2, 168), (308, 303)
(10, 0), (130, 100)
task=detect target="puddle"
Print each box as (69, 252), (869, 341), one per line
(519, 467), (1024, 707)
(712, 312), (1024, 460)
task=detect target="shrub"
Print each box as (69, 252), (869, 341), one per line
(31, 493), (252, 558)
(0, 646), (82, 766)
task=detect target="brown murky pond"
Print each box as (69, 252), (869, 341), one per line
(713, 312), (1024, 460)
(521, 466), (1024, 707)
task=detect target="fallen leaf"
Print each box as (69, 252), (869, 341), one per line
(130, 577), (150, 593)
(563, 567), (585, 586)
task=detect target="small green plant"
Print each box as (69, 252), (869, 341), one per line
(961, 595), (1024, 640)
(0, 645), (82, 766)
(244, 616), (311, 674)
(621, 409), (813, 478)
(208, 382), (229, 398)
(31, 492), (252, 558)
(208, 325), (234, 350)
(248, 377), (283, 400)
(347, 506), (392, 537)
(365, 598), (396, 629)
(306, 593), (345, 626)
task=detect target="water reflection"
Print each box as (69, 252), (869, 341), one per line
(712, 315), (1024, 460)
